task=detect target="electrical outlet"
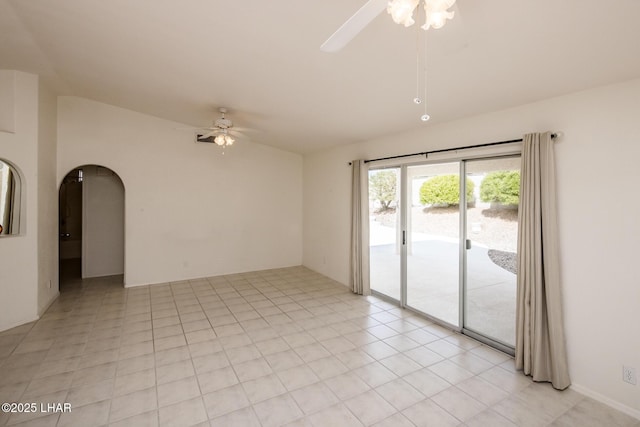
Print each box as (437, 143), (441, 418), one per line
(623, 366), (637, 385)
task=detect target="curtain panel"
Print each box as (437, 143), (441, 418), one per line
(516, 132), (571, 390)
(350, 160), (370, 295)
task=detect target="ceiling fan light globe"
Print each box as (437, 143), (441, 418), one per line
(432, 10), (454, 29)
(387, 0), (419, 27)
(422, 0), (455, 30)
(425, 0), (456, 10)
(214, 135), (225, 145)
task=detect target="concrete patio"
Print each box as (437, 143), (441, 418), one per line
(369, 220), (516, 347)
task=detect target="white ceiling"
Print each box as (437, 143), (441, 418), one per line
(2, 0), (640, 153)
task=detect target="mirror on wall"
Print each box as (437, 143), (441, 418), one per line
(0, 159), (21, 236)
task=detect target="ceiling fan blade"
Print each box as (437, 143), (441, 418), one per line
(232, 126), (259, 133)
(198, 130), (218, 139)
(320, 0), (388, 53)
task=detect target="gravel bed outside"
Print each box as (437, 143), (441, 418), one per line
(488, 249), (517, 274)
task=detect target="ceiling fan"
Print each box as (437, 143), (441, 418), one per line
(321, 0), (457, 52)
(190, 107), (248, 147)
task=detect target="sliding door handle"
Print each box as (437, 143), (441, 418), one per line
(466, 239), (472, 250)
(402, 231), (406, 245)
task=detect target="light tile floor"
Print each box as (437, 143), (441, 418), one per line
(0, 266), (638, 427)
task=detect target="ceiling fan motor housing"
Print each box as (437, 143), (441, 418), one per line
(215, 118), (232, 129)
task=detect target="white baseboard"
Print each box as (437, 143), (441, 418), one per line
(38, 291), (60, 317)
(571, 383), (640, 420)
(0, 315), (39, 333)
(0, 292), (59, 333)
(124, 281), (152, 289)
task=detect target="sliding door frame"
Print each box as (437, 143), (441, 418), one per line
(368, 146), (521, 354)
(460, 155), (520, 356)
(399, 166), (408, 308)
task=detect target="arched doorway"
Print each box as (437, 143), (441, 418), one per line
(59, 165), (125, 289)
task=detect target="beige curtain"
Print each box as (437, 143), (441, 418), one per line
(350, 160), (370, 295)
(516, 132), (570, 390)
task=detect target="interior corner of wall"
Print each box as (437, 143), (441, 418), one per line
(38, 290), (59, 317)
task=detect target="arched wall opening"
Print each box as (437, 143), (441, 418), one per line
(0, 157), (24, 236)
(59, 164), (125, 288)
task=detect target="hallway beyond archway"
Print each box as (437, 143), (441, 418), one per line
(59, 165), (125, 289)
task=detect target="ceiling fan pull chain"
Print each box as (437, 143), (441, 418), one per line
(414, 13), (422, 105)
(421, 31), (430, 122)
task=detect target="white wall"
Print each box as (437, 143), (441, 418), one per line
(82, 165), (124, 278)
(37, 83), (59, 315)
(0, 71), (40, 331)
(303, 78), (640, 416)
(57, 97), (303, 286)
(0, 71), (15, 133)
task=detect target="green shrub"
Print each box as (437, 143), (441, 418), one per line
(480, 171), (520, 205)
(369, 170), (397, 210)
(419, 175), (474, 206)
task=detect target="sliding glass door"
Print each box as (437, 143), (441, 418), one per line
(463, 157), (520, 347)
(368, 167), (401, 301)
(406, 163), (460, 327)
(368, 155), (520, 351)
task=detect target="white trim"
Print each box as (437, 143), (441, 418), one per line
(38, 291), (60, 317)
(0, 315), (39, 333)
(570, 383), (640, 420)
(124, 281), (152, 289)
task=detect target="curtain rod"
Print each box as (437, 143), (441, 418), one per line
(348, 133), (557, 165)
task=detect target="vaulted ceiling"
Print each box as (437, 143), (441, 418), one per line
(2, 0), (640, 153)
